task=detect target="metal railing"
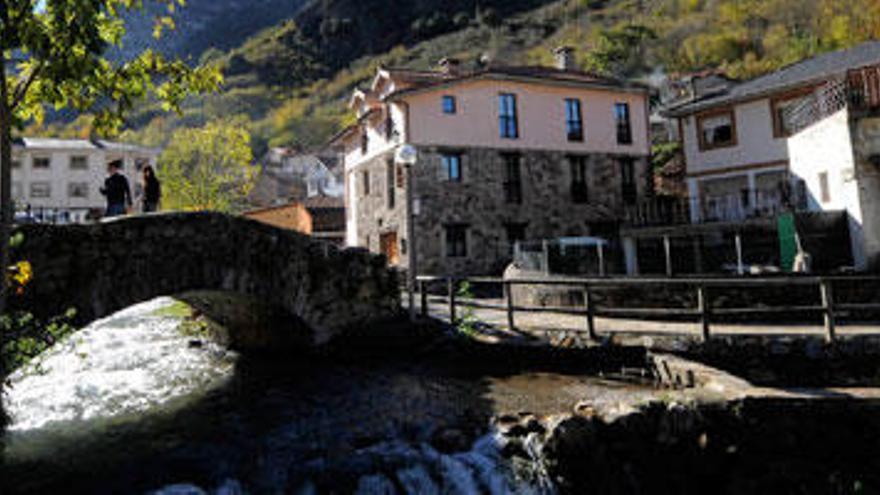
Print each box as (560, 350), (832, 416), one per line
(783, 63), (880, 136)
(626, 187), (800, 227)
(414, 275), (880, 344)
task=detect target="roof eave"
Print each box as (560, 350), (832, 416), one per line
(385, 72), (650, 103)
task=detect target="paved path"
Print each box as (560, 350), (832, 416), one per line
(408, 295), (880, 345)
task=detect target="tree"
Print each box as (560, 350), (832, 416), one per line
(0, 0), (222, 315)
(584, 24), (657, 78)
(157, 119), (257, 213)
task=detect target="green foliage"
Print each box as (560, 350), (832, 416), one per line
(652, 142), (681, 172)
(584, 24), (657, 77)
(1, 0), (222, 134)
(1, 309), (77, 374)
(455, 281), (480, 338)
(157, 119), (258, 212)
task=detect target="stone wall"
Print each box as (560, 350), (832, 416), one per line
(852, 115), (880, 270)
(352, 146), (650, 276)
(11, 212), (400, 346)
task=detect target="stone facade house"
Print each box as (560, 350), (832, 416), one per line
(331, 49), (651, 276)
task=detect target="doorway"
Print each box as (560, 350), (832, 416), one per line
(380, 231), (400, 265)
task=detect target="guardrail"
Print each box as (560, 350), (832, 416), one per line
(414, 275), (880, 343)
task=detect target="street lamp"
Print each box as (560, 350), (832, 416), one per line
(395, 144), (418, 322)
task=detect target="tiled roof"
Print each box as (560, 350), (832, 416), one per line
(665, 41), (880, 116)
(384, 65), (645, 101)
(303, 195), (344, 210)
(12, 137), (160, 154)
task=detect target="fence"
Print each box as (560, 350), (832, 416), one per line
(625, 186), (804, 228)
(414, 275), (880, 344)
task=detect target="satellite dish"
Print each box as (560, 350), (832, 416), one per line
(395, 144), (418, 165)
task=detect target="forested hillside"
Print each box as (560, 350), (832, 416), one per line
(33, 0), (880, 157)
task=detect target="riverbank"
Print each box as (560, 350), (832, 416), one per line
(5, 295), (880, 494)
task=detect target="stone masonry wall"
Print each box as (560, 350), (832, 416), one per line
(352, 146), (650, 276)
(12, 212), (400, 346)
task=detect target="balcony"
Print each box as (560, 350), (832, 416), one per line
(784, 64), (880, 135)
(625, 186), (804, 228)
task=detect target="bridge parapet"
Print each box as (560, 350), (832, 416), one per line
(12, 212), (400, 346)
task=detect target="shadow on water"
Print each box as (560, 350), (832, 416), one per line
(1, 313), (650, 494)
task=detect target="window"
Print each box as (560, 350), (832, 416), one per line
(445, 224), (468, 258)
(11, 159), (21, 169)
(614, 102), (632, 145)
(504, 223), (527, 254)
(30, 182), (51, 198)
(619, 158), (637, 204)
(384, 112), (395, 139)
(361, 170), (370, 196)
(441, 153), (463, 182)
(442, 95), (457, 114)
(697, 109), (737, 150)
(386, 161), (395, 209)
(68, 182), (89, 198)
(569, 155), (589, 203)
(32, 156), (50, 169)
(499, 93), (519, 139)
(565, 98), (584, 141)
(502, 153), (522, 204)
(396, 164), (405, 188)
(361, 130), (369, 155)
(70, 155), (88, 170)
(819, 171), (831, 203)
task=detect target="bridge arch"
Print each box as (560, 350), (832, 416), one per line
(12, 212), (400, 347)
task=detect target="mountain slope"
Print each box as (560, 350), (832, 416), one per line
(39, 0), (880, 156)
(113, 0), (311, 61)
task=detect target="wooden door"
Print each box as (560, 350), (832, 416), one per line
(380, 231), (399, 265)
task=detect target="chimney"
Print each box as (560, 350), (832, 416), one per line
(554, 46), (576, 71)
(438, 57), (462, 75)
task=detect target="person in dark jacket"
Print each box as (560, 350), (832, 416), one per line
(141, 165), (161, 213)
(100, 159), (132, 217)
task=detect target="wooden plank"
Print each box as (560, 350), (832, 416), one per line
(712, 305), (824, 315)
(505, 281), (515, 331)
(820, 279), (836, 343)
(698, 285), (711, 342)
(448, 277), (457, 324)
(585, 286), (597, 340)
(596, 307), (701, 317)
(419, 279), (428, 317)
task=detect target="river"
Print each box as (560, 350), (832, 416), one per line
(2, 297), (654, 494)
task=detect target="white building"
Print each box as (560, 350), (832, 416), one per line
(658, 41), (880, 272)
(10, 138), (160, 223)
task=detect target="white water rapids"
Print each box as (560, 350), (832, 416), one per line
(5, 297), (236, 433)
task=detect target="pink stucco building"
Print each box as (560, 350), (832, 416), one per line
(331, 48), (651, 276)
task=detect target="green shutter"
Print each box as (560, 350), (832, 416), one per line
(778, 213), (798, 272)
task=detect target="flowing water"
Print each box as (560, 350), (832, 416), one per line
(2, 297), (654, 494)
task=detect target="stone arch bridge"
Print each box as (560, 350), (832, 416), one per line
(11, 212), (400, 347)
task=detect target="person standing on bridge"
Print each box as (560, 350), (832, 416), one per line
(100, 159), (132, 218)
(141, 165), (162, 213)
